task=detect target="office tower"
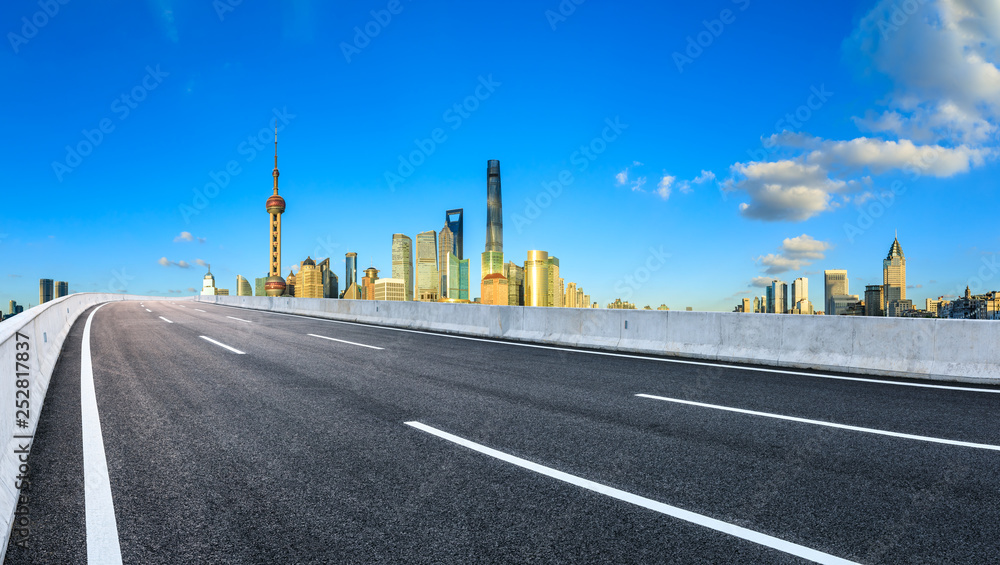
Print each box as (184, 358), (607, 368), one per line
(547, 257), (561, 307)
(316, 257), (338, 298)
(584, 295), (591, 308)
(54, 281), (69, 299)
(439, 225), (454, 297)
(458, 258), (469, 300)
(482, 160), (504, 277)
(374, 278), (406, 301)
(577, 289), (584, 309)
(741, 298), (752, 313)
(284, 269), (296, 297)
(505, 261), (525, 306)
(792, 277), (808, 307)
(264, 127), (287, 297)
(831, 294), (860, 315)
(345, 252), (358, 292)
(392, 234), (414, 301)
(865, 285), (884, 316)
(201, 266), (217, 296)
(769, 280), (788, 314)
(362, 267), (379, 300)
(445, 209), (464, 259)
(566, 282), (577, 307)
(236, 275), (252, 296)
(416, 230), (439, 301)
(8, 300), (16, 315)
(39, 279), (54, 304)
(296, 258), (324, 298)
(883, 235), (906, 315)
(255, 276), (267, 296)
(824, 270), (848, 315)
(765, 284), (775, 313)
(481, 273), (509, 305)
(753, 296), (760, 313)
(525, 250), (550, 307)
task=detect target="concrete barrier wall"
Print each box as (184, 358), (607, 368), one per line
(0, 293), (182, 557)
(197, 295), (999, 385)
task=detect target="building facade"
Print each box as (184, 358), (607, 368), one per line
(824, 270), (848, 316)
(374, 278), (405, 301)
(392, 234), (414, 301)
(481, 273), (509, 305)
(236, 275), (252, 296)
(505, 261), (524, 306)
(344, 252), (358, 295)
(525, 250), (549, 307)
(883, 236), (906, 315)
(39, 279), (53, 304)
(415, 230), (439, 301)
(362, 267), (379, 300)
(445, 209), (464, 259)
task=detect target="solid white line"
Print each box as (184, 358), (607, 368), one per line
(405, 421), (857, 565)
(307, 333), (384, 350)
(199, 336), (246, 354)
(81, 304), (125, 564)
(158, 316), (173, 324)
(198, 302), (1000, 395)
(226, 315), (252, 323)
(636, 394), (1000, 451)
(144, 308), (152, 313)
(194, 309), (206, 313)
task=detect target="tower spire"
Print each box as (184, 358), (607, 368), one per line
(272, 121), (280, 195)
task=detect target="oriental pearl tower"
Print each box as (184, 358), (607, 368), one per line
(264, 125), (287, 297)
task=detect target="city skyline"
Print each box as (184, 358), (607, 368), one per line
(3, 1), (999, 312)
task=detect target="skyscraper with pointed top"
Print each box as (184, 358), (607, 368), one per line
(481, 160), (504, 278)
(264, 125), (287, 297)
(883, 234), (906, 314)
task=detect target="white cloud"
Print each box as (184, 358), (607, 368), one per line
(751, 276), (774, 287)
(615, 169), (630, 186)
(195, 259), (208, 267)
(655, 175), (675, 200)
(177, 260), (190, 268)
(726, 160), (855, 221)
(631, 176), (647, 192)
(158, 257), (170, 267)
(755, 234), (832, 274)
(692, 170), (716, 184)
(174, 231), (194, 242)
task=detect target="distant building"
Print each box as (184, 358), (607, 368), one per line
(792, 277), (808, 307)
(864, 285), (884, 317)
(317, 257), (339, 299)
(741, 298), (752, 313)
(445, 209), (464, 259)
(39, 279), (54, 304)
(831, 294), (861, 316)
(824, 270), (848, 316)
(457, 258), (469, 300)
(439, 224), (455, 298)
(8, 300), (17, 315)
(482, 160), (504, 278)
(54, 281), (69, 299)
(362, 267), (379, 300)
(342, 282), (361, 300)
(883, 236), (906, 315)
(887, 299), (914, 317)
(298, 258), (324, 298)
(609, 299), (636, 309)
(255, 276), (267, 297)
(771, 280), (788, 314)
(505, 261), (524, 306)
(236, 275), (253, 296)
(374, 278), (405, 301)
(752, 296), (760, 313)
(566, 282), (577, 308)
(547, 256), (561, 307)
(284, 269), (296, 297)
(657, 304), (669, 311)
(481, 273), (509, 305)
(345, 252), (358, 293)
(201, 266), (229, 296)
(264, 127), (287, 297)
(525, 250), (549, 307)
(392, 234), (414, 301)
(415, 230), (439, 301)
(939, 287), (999, 319)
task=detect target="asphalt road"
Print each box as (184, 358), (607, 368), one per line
(5, 299), (1000, 564)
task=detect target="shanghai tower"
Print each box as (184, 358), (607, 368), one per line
(481, 160), (504, 277)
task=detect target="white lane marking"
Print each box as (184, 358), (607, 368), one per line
(158, 317), (173, 324)
(179, 305), (187, 308)
(636, 394), (1000, 451)
(198, 303), (1000, 395)
(226, 315), (252, 323)
(405, 421), (858, 565)
(194, 309), (206, 313)
(308, 333), (384, 350)
(199, 336), (246, 354)
(144, 309), (152, 313)
(81, 304), (125, 564)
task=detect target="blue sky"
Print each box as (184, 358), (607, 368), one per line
(2, 0), (999, 311)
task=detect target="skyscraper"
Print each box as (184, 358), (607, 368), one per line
(361, 267), (379, 300)
(481, 273), (509, 305)
(392, 234), (414, 301)
(345, 252), (358, 293)
(505, 261), (524, 306)
(482, 160), (504, 278)
(374, 278), (405, 301)
(54, 281), (69, 299)
(439, 225), (454, 297)
(298, 257), (324, 298)
(566, 282), (577, 308)
(824, 270), (848, 315)
(883, 235), (906, 315)
(792, 277), (808, 307)
(38, 279), (53, 304)
(255, 276), (268, 296)
(264, 126), (287, 297)
(317, 257), (339, 298)
(525, 250), (550, 307)
(458, 258), (469, 300)
(236, 275), (252, 296)
(768, 280), (788, 314)
(445, 208), (463, 259)
(865, 285), (884, 317)
(416, 230), (439, 301)
(547, 256), (561, 307)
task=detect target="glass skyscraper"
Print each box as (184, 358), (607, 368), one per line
(416, 230), (439, 301)
(39, 279), (53, 304)
(392, 234), (414, 301)
(485, 160), (502, 253)
(445, 208), (463, 260)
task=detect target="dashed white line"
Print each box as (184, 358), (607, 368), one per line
(308, 333), (384, 350)
(194, 308), (206, 313)
(636, 394), (1000, 451)
(405, 421), (858, 565)
(199, 336), (246, 354)
(144, 309), (152, 313)
(158, 316), (173, 324)
(198, 303), (1000, 394)
(227, 315), (252, 323)
(81, 304), (125, 564)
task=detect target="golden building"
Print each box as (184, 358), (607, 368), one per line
(297, 257), (323, 298)
(883, 236), (906, 314)
(524, 250), (549, 307)
(362, 267), (379, 300)
(342, 282), (361, 300)
(284, 269), (296, 297)
(481, 273), (509, 305)
(374, 278), (405, 301)
(236, 275), (252, 296)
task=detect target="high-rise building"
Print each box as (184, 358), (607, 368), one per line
(255, 276), (267, 296)
(317, 257), (339, 298)
(547, 256), (561, 307)
(505, 261), (524, 306)
(416, 230), (439, 301)
(566, 282), (577, 308)
(439, 225), (454, 298)
(392, 234), (414, 301)
(284, 269), (296, 297)
(481, 273), (509, 305)
(8, 300), (16, 315)
(39, 279), (53, 304)
(525, 250), (550, 307)
(445, 209), (464, 259)
(201, 266), (218, 296)
(831, 294), (860, 316)
(792, 277), (808, 307)
(345, 252), (358, 293)
(237, 275), (252, 296)
(883, 235), (906, 315)
(362, 267), (379, 300)
(752, 296), (760, 313)
(482, 160), (504, 278)
(54, 281), (69, 299)
(741, 298), (752, 313)
(374, 278), (405, 301)
(824, 270), (848, 316)
(265, 127), (287, 297)
(297, 258), (324, 298)
(765, 283), (775, 314)
(458, 258), (469, 300)
(577, 289), (584, 309)
(865, 285), (884, 317)
(771, 280), (788, 314)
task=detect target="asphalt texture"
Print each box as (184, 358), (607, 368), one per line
(5, 300), (1000, 564)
